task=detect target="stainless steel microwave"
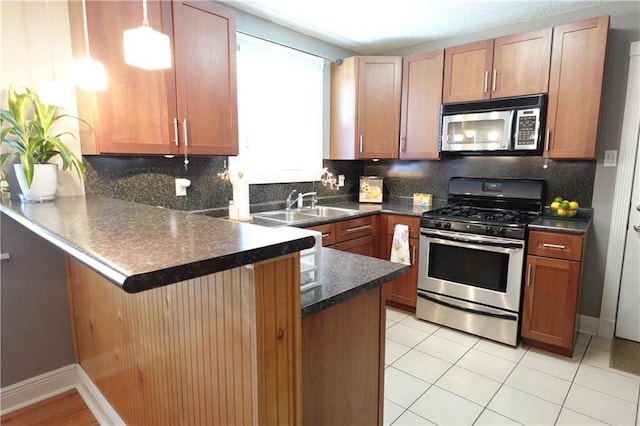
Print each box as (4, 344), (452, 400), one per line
(439, 94), (546, 155)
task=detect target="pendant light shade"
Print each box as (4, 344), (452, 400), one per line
(123, 0), (172, 70)
(73, 0), (107, 91)
(124, 26), (172, 70)
(73, 57), (108, 91)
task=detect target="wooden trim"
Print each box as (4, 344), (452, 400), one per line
(67, 253), (301, 425)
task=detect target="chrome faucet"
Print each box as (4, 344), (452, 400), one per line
(285, 189), (299, 210)
(285, 190), (318, 209)
(298, 192), (318, 208)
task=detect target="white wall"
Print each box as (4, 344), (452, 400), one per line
(1, 0), (84, 196)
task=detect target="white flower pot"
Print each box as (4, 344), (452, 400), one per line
(14, 163), (58, 202)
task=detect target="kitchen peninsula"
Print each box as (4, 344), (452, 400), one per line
(0, 196), (408, 425)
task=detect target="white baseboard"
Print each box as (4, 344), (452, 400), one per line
(0, 364), (77, 415)
(0, 364), (125, 425)
(597, 318), (616, 339)
(578, 315), (600, 336)
(75, 365), (125, 426)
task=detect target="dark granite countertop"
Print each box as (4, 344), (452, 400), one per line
(0, 196), (317, 293)
(301, 248), (408, 318)
(529, 208), (593, 234)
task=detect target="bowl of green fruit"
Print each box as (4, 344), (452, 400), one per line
(550, 196), (579, 217)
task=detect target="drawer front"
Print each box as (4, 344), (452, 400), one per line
(306, 223), (336, 246)
(528, 231), (584, 261)
(336, 215), (377, 243)
(384, 214), (421, 239)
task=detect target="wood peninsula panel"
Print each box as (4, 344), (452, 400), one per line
(302, 286), (385, 425)
(66, 253), (301, 425)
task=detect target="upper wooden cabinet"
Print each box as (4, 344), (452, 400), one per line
(69, 0), (238, 156)
(330, 56), (402, 160)
(546, 16), (609, 160)
(443, 29), (552, 102)
(399, 50), (444, 160)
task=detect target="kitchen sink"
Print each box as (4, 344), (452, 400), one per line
(253, 206), (358, 224)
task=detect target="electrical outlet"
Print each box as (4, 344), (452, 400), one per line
(175, 178), (191, 196)
(604, 150), (617, 167)
(338, 175), (345, 187)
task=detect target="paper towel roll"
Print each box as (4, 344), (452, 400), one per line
(232, 172), (251, 221)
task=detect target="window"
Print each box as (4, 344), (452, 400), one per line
(229, 33), (325, 184)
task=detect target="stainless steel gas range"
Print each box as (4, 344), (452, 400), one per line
(417, 177), (545, 346)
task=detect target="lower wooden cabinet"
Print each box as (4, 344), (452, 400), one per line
(306, 215), (377, 256)
(378, 214), (421, 311)
(521, 230), (585, 356)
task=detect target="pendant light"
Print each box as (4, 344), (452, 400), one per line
(123, 0), (172, 70)
(73, 0), (107, 91)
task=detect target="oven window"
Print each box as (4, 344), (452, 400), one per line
(428, 243), (509, 292)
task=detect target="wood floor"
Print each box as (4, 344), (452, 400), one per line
(1, 389), (98, 425)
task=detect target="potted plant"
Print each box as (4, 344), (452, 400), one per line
(0, 85), (86, 202)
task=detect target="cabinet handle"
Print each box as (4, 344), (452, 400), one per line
(359, 135), (363, 153)
(483, 71), (489, 93)
(543, 128), (551, 169)
(526, 263), (532, 287)
(346, 224), (371, 233)
(173, 117), (179, 146)
(0, 252), (10, 261)
(542, 243), (566, 250)
(321, 233), (331, 238)
(182, 118), (189, 171)
(400, 136), (406, 152)
(412, 244), (417, 265)
(492, 69), (497, 92)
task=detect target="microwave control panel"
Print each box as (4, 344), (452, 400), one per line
(514, 108), (541, 150)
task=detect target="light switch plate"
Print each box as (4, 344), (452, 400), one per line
(604, 150), (617, 167)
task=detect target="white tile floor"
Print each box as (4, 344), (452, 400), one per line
(384, 307), (640, 426)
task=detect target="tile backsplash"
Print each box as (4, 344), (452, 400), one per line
(84, 154), (595, 212)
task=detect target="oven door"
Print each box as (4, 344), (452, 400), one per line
(440, 110), (514, 152)
(418, 228), (525, 312)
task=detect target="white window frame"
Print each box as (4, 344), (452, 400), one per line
(229, 33), (326, 184)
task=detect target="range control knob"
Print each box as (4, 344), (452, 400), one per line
(433, 221), (441, 228)
(497, 227), (507, 235)
(443, 222), (452, 229)
(485, 226), (495, 234)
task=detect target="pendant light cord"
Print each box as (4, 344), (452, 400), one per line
(45, 0), (57, 80)
(81, 0), (91, 56)
(142, 0), (149, 26)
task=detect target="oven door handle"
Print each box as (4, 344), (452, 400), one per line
(417, 291), (518, 321)
(420, 230), (524, 250)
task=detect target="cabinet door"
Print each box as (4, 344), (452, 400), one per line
(173, 1), (238, 156)
(382, 237), (419, 309)
(492, 29), (552, 98)
(70, 0), (177, 155)
(547, 16), (609, 159)
(357, 57), (402, 159)
(335, 235), (376, 257)
(399, 50), (444, 160)
(305, 223), (336, 246)
(443, 40), (493, 102)
(521, 255), (581, 350)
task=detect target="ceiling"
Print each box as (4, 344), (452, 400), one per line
(220, 0), (608, 54)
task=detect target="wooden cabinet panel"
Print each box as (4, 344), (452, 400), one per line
(443, 40), (494, 102)
(379, 214), (421, 310)
(521, 255), (580, 350)
(335, 215), (377, 243)
(399, 50), (444, 160)
(330, 56), (402, 159)
(69, 0), (238, 156)
(547, 16), (609, 159)
(173, 1), (238, 156)
(69, 0), (176, 155)
(528, 231), (584, 261)
(443, 29), (552, 103)
(305, 223), (336, 246)
(492, 29), (552, 98)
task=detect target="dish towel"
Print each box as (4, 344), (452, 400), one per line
(390, 224), (411, 265)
